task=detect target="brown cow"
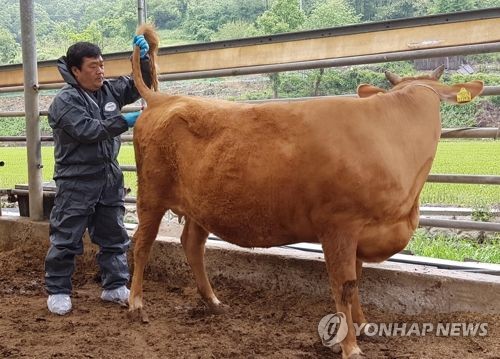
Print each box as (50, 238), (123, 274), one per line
(128, 25), (483, 358)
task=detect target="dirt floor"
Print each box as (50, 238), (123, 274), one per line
(0, 224), (499, 359)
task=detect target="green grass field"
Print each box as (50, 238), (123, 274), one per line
(1, 140), (499, 207)
(408, 229), (500, 263)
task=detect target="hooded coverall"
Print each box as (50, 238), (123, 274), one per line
(44, 56), (152, 295)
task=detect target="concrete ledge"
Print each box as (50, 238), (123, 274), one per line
(1, 217), (499, 315)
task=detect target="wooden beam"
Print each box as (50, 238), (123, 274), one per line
(0, 13), (499, 87)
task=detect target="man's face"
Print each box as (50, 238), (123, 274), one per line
(72, 56), (104, 92)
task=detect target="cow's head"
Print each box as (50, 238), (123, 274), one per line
(357, 65), (484, 104)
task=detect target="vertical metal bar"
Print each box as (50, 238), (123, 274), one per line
(137, 0), (147, 108)
(20, 0), (43, 221)
(137, 0), (146, 25)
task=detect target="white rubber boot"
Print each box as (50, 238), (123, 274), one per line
(101, 285), (129, 305)
(47, 294), (72, 315)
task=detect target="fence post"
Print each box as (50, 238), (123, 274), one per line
(20, 0), (43, 221)
(137, 0), (147, 25)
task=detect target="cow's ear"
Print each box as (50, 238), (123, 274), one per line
(438, 80), (484, 104)
(357, 84), (386, 98)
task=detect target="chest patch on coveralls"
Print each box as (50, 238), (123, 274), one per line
(104, 102), (117, 112)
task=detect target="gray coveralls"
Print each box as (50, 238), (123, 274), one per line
(45, 56), (151, 295)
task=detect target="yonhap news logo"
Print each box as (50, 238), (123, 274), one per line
(318, 312), (488, 347)
(317, 312), (349, 346)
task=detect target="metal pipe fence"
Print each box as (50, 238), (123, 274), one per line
(19, 0), (43, 220)
(0, 8), (499, 232)
(2, 126), (499, 142)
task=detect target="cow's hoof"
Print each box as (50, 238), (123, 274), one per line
(331, 343), (342, 354)
(128, 308), (149, 323)
(334, 345), (365, 359)
(344, 348), (365, 359)
(207, 302), (229, 315)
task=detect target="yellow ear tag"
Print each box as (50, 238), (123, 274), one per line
(456, 87), (472, 103)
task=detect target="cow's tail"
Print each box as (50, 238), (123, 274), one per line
(133, 23), (160, 103)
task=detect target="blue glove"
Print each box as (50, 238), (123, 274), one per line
(133, 35), (149, 59)
(122, 111), (141, 127)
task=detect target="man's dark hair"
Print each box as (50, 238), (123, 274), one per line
(65, 42), (102, 70)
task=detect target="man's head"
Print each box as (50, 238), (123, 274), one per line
(66, 42), (104, 91)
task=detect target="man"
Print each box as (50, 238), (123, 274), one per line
(45, 35), (151, 315)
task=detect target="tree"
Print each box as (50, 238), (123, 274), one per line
(302, 0), (360, 30)
(211, 21), (260, 41)
(223, 0), (266, 23)
(256, 0), (305, 35)
(371, 0), (427, 21)
(482, 0), (500, 7)
(68, 21), (104, 49)
(0, 1), (20, 42)
(255, 0), (306, 98)
(428, 0), (478, 14)
(148, 0), (187, 29)
(34, 2), (56, 38)
(181, 0), (266, 41)
(347, 0), (377, 21)
(182, 0), (225, 41)
(0, 28), (20, 65)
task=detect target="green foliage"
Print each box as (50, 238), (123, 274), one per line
(0, 118), (28, 136)
(471, 206), (494, 222)
(222, 0), (267, 23)
(156, 28), (194, 46)
(319, 68), (386, 94)
(276, 72), (310, 97)
(302, 0), (361, 30)
(148, 0), (187, 29)
(439, 101), (479, 128)
(0, 28), (21, 65)
(428, 0), (480, 14)
(489, 96), (500, 106)
(482, 0), (500, 6)
(256, 0), (305, 35)
(182, 0), (267, 41)
(182, 0), (221, 41)
(274, 67), (391, 98)
(69, 21), (105, 49)
(212, 21), (260, 41)
(371, 0), (430, 20)
(347, 0), (498, 21)
(0, 1), (20, 41)
(408, 229), (500, 264)
(0, 117), (51, 136)
(445, 72), (500, 87)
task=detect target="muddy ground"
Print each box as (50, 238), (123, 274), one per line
(0, 223), (499, 359)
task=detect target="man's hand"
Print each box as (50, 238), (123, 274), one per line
(122, 111), (141, 127)
(133, 35), (149, 59)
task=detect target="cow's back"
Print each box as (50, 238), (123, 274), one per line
(134, 89), (441, 247)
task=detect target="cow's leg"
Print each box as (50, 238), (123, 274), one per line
(321, 235), (364, 359)
(129, 209), (164, 323)
(180, 218), (226, 314)
(351, 259), (367, 326)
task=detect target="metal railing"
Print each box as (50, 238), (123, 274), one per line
(0, 6), (499, 231)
